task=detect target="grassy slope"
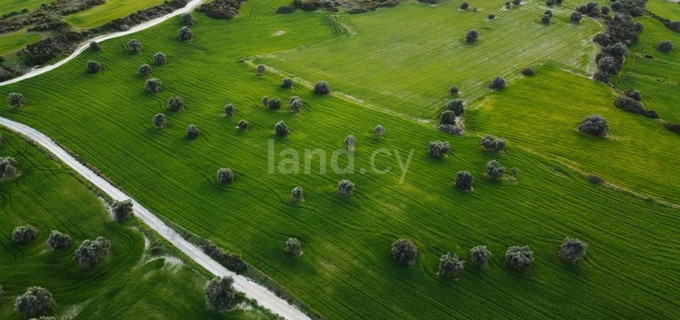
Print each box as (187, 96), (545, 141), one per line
(64, 0), (168, 29)
(0, 0), (678, 319)
(0, 130), (264, 320)
(647, 0), (680, 21)
(613, 16), (680, 122)
(0, 31), (41, 56)
(0, 0), (47, 15)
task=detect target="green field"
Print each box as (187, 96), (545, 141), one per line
(0, 0), (47, 16)
(0, 0), (679, 319)
(64, 0), (168, 29)
(0, 130), (266, 319)
(648, 0), (680, 21)
(0, 31), (41, 56)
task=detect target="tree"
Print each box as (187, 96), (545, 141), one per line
(657, 40), (673, 53)
(257, 64), (266, 75)
(281, 78), (294, 88)
(626, 90), (642, 101)
(440, 110), (456, 125)
(127, 39), (142, 53)
(614, 96), (645, 114)
(47, 230), (71, 250)
(111, 199), (133, 222)
(205, 277), (236, 312)
(178, 26), (194, 41)
(570, 11), (583, 22)
(597, 56), (618, 74)
(489, 76), (506, 90)
(274, 121), (289, 137)
(74, 236), (111, 268)
(374, 124), (385, 138)
(237, 120), (249, 130)
(521, 68), (535, 76)
(541, 14), (551, 24)
(284, 237), (303, 256)
(337, 179), (354, 198)
(145, 78), (162, 93)
(224, 104), (235, 117)
(15, 287), (55, 318)
(314, 81), (331, 94)
(89, 41), (101, 51)
(485, 160), (505, 180)
(512, 0), (521, 5)
(470, 245), (492, 266)
(481, 135), (506, 152)
(465, 29), (479, 43)
(488, 14), (496, 20)
(86, 60), (101, 74)
(268, 98), (281, 110)
(445, 99), (465, 116)
(578, 115), (609, 137)
(216, 168), (235, 184)
(261, 96), (268, 107)
(390, 238), (418, 266)
(167, 96), (185, 112)
(12, 225), (38, 245)
(8, 92), (26, 108)
(449, 86), (459, 95)
(511, 167), (519, 179)
(603, 42), (627, 57)
(0, 156), (18, 179)
(180, 12), (195, 26)
(153, 113), (166, 129)
(428, 140), (451, 158)
(290, 186), (304, 202)
(290, 96), (302, 114)
(601, 6), (610, 15)
(186, 124), (200, 140)
(138, 63), (152, 77)
(454, 171), (474, 190)
(559, 237), (587, 264)
(153, 52), (167, 65)
(438, 252), (465, 277)
(460, 2), (469, 10)
(544, 9), (552, 17)
(505, 245), (534, 271)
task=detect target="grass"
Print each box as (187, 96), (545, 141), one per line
(0, 130), (268, 319)
(64, 0), (169, 29)
(0, 0), (47, 16)
(647, 0), (680, 21)
(0, 0), (678, 319)
(0, 31), (41, 56)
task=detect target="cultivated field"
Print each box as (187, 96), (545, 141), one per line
(65, 0), (169, 29)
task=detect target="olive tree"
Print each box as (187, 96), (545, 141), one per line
(284, 237), (303, 256)
(657, 40), (673, 53)
(180, 12), (195, 26)
(257, 64), (266, 76)
(314, 81), (331, 95)
(74, 236), (111, 268)
(47, 230), (71, 250)
(454, 171), (474, 191)
(205, 277), (236, 312)
(12, 225), (38, 245)
(345, 135), (357, 151)
(489, 76), (506, 90)
(390, 238), (418, 266)
(153, 52), (167, 65)
(465, 29), (479, 43)
(15, 287), (55, 318)
(440, 110), (456, 125)
(178, 26), (194, 41)
(0, 156), (18, 179)
(449, 86), (459, 95)
(570, 11), (583, 22)
(281, 78), (294, 88)
(145, 78), (162, 93)
(428, 140), (451, 158)
(224, 104), (235, 117)
(8, 92), (26, 108)
(485, 160), (505, 180)
(290, 96), (302, 114)
(604, 42), (627, 57)
(138, 63), (152, 77)
(153, 113), (166, 129)
(89, 41), (101, 51)
(541, 14), (551, 24)
(268, 97), (282, 110)
(438, 252), (465, 277)
(597, 55), (619, 74)
(86, 60), (101, 74)
(290, 186), (304, 202)
(488, 14), (496, 20)
(578, 115), (608, 137)
(460, 2), (469, 10)
(505, 245), (534, 271)
(445, 99), (465, 116)
(216, 168), (235, 184)
(127, 39), (142, 53)
(261, 96), (268, 107)
(274, 120), (289, 137)
(186, 124), (200, 140)
(559, 237), (587, 264)
(374, 124), (385, 138)
(470, 245), (492, 266)
(167, 96), (184, 112)
(111, 199), (133, 222)
(237, 120), (249, 130)
(481, 134), (506, 152)
(337, 179), (354, 198)
(626, 90), (642, 101)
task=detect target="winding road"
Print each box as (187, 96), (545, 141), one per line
(0, 2), (311, 320)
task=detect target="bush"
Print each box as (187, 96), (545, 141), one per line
(374, 124), (385, 137)
(454, 171), (474, 190)
(593, 69), (610, 82)
(200, 241), (246, 272)
(8, 92), (26, 108)
(445, 99), (465, 116)
(12, 225), (38, 245)
(390, 238), (418, 266)
(198, 0), (242, 19)
(337, 179), (355, 198)
(614, 96), (644, 114)
(664, 122), (680, 135)
(0, 156), (18, 179)
(521, 68), (535, 76)
(178, 26), (194, 41)
(314, 81), (331, 94)
(290, 96), (302, 114)
(465, 29), (478, 43)
(578, 115), (609, 137)
(345, 135), (357, 151)
(440, 110), (456, 125)
(112, 199), (133, 222)
(460, 2), (469, 10)
(127, 39), (142, 53)
(428, 140), (451, 158)
(167, 96), (185, 112)
(284, 237), (303, 256)
(216, 168), (235, 184)
(512, 0), (521, 5)
(145, 78), (162, 93)
(570, 11), (583, 22)
(587, 174), (604, 184)
(488, 14), (496, 20)
(74, 236), (111, 268)
(545, 9), (553, 17)
(601, 6), (610, 15)
(481, 135), (506, 152)
(470, 245), (492, 266)
(257, 64), (266, 75)
(439, 124), (464, 135)
(153, 52), (167, 65)
(438, 252), (465, 277)
(597, 55), (619, 74)
(274, 120), (289, 137)
(541, 14), (551, 24)
(505, 245), (534, 271)
(261, 96), (268, 107)
(186, 124), (200, 140)
(15, 287), (55, 318)
(489, 76), (506, 90)
(138, 63), (152, 77)
(281, 78), (294, 88)
(224, 104), (235, 117)
(237, 120), (249, 130)
(625, 90), (642, 101)
(290, 186), (304, 202)
(153, 113), (166, 129)
(657, 40), (673, 52)
(89, 41), (101, 51)
(180, 12), (195, 26)
(559, 237), (588, 263)
(205, 277), (236, 312)
(603, 42), (627, 57)
(268, 98), (282, 110)
(47, 230), (71, 250)
(85, 60), (101, 74)
(449, 86), (459, 95)
(485, 160), (505, 180)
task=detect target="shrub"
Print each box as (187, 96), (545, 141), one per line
(178, 26), (194, 41)
(481, 134), (506, 152)
(440, 110), (457, 125)
(237, 120), (249, 130)
(374, 124), (385, 137)
(167, 96), (185, 112)
(597, 55), (619, 74)
(85, 60), (101, 74)
(224, 104), (235, 117)
(489, 76), (506, 90)
(205, 277), (236, 312)
(314, 81), (331, 94)
(145, 78), (162, 93)
(74, 236), (111, 268)
(470, 245), (492, 266)
(454, 171), (474, 190)
(89, 41), (101, 51)
(664, 122), (680, 134)
(625, 90), (642, 101)
(345, 135), (357, 151)
(578, 115), (609, 137)
(657, 40), (673, 53)
(261, 96), (268, 107)
(180, 12), (195, 26)
(8, 92), (26, 108)
(460, 2), (469, 10)
(601, 6), (610, 15)
(138, 63), (152, 77)
(488, 14), (496, 20)
(15, 287), (55, 318)
(512, 0), (521, 4)
(545, 9), (553, 17)
(521, 68), (535, 76)
(505, 1), (511, 9)
(593, 70), (610, 82)
(290, 96), (303, 114)
(428, 140), (451, 158)
(127, 39), (142, 53)
(153, 52), (167, 65)
(465, 29), (478, 43)
(541, 14), (551, 24)
(112, 199), (133, 222)
(559, 237), (588, 264)
(439, 124), (464, 135)
(257, 64), (266, 75)
(438, 252), (465, 277)
(505, 245), (534, 271)
(485, 160), (505, 180)
(337, 179), (355, 198)
(614, 96), (644, 114)
(570, 11), (583, 22)
(153, 113), (166, 129)
(449, 86), (459, 95)
(281, 78), (294, 88)
(445, 99), (465, 116)
(284, 237), (303, 256)
(390, 238), (418, 266)
(274, 121), (289, 137)
(603, 42), (627, 57)
(268, 98), (282, 110)
(47, 230), (71, 250)
(587, 174), (604, 184)
(200, 241), (246, 272)
(0, 156), (18, 179)
(216, 168), (235, 184)
(186, 124), (200, 140)
(511, 167), (519, 179)
(290, 186), (304, 202)
(12, 225), (38, 245)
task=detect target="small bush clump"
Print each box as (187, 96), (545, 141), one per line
(268, 97), (282, 110)
(480, 134), (507, 152)
(578, 115), (609, 137)
(559, 237), (588, 264)
(390, 238), (418, 266)
(186, 124), (200, 140)
(470, 245), (492, 266)
(167, 96), (185, 112)
(8, 92), (26, 108)
(89, 41), (101, 51)
(290, 186), (304, 202)
(0, 156), (18, 179)
(145, 78), (162, 93)
(178, 26), (194, 41)
(127, 39), (142, 53)
(290, 96), (302, 114)
(274, 121), (289, 137)
(12, 225), (38, 245)
(505, 245), (534, 271)
(314, 81), (331, 94)
(138, 63), (152, 77)
(111, 199), (134, 222)
(485, 160), (505, 180)
(489, 76), (506, 90)
(74, 236), (111, 268)
(153, 52), (167, 65)
(445, 99), (465, 116)
(465, 29), (479, 43)
(281, 78), (294, 88)
(216, 168), (235, 184)
(428, 140), (451, 158)
(374, 124), (385, 138)
(438, 252), (465, 277)
(205, 277), (237, 312)
(657, 40), (673, 52)
(284, 237), (303, 256)
(180, 12), (195, 26)
(337, 179), (355, 198)
(454, 171), (474, 190)
(237, 120), (249, 130)
(440, 110), (456, 125)
(86, 60), (101, 74)
(224, 104), (235, 117)
(153, 113), (166, 129)
(47, 230), (71, 250)
(15, 287), (55, 318)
